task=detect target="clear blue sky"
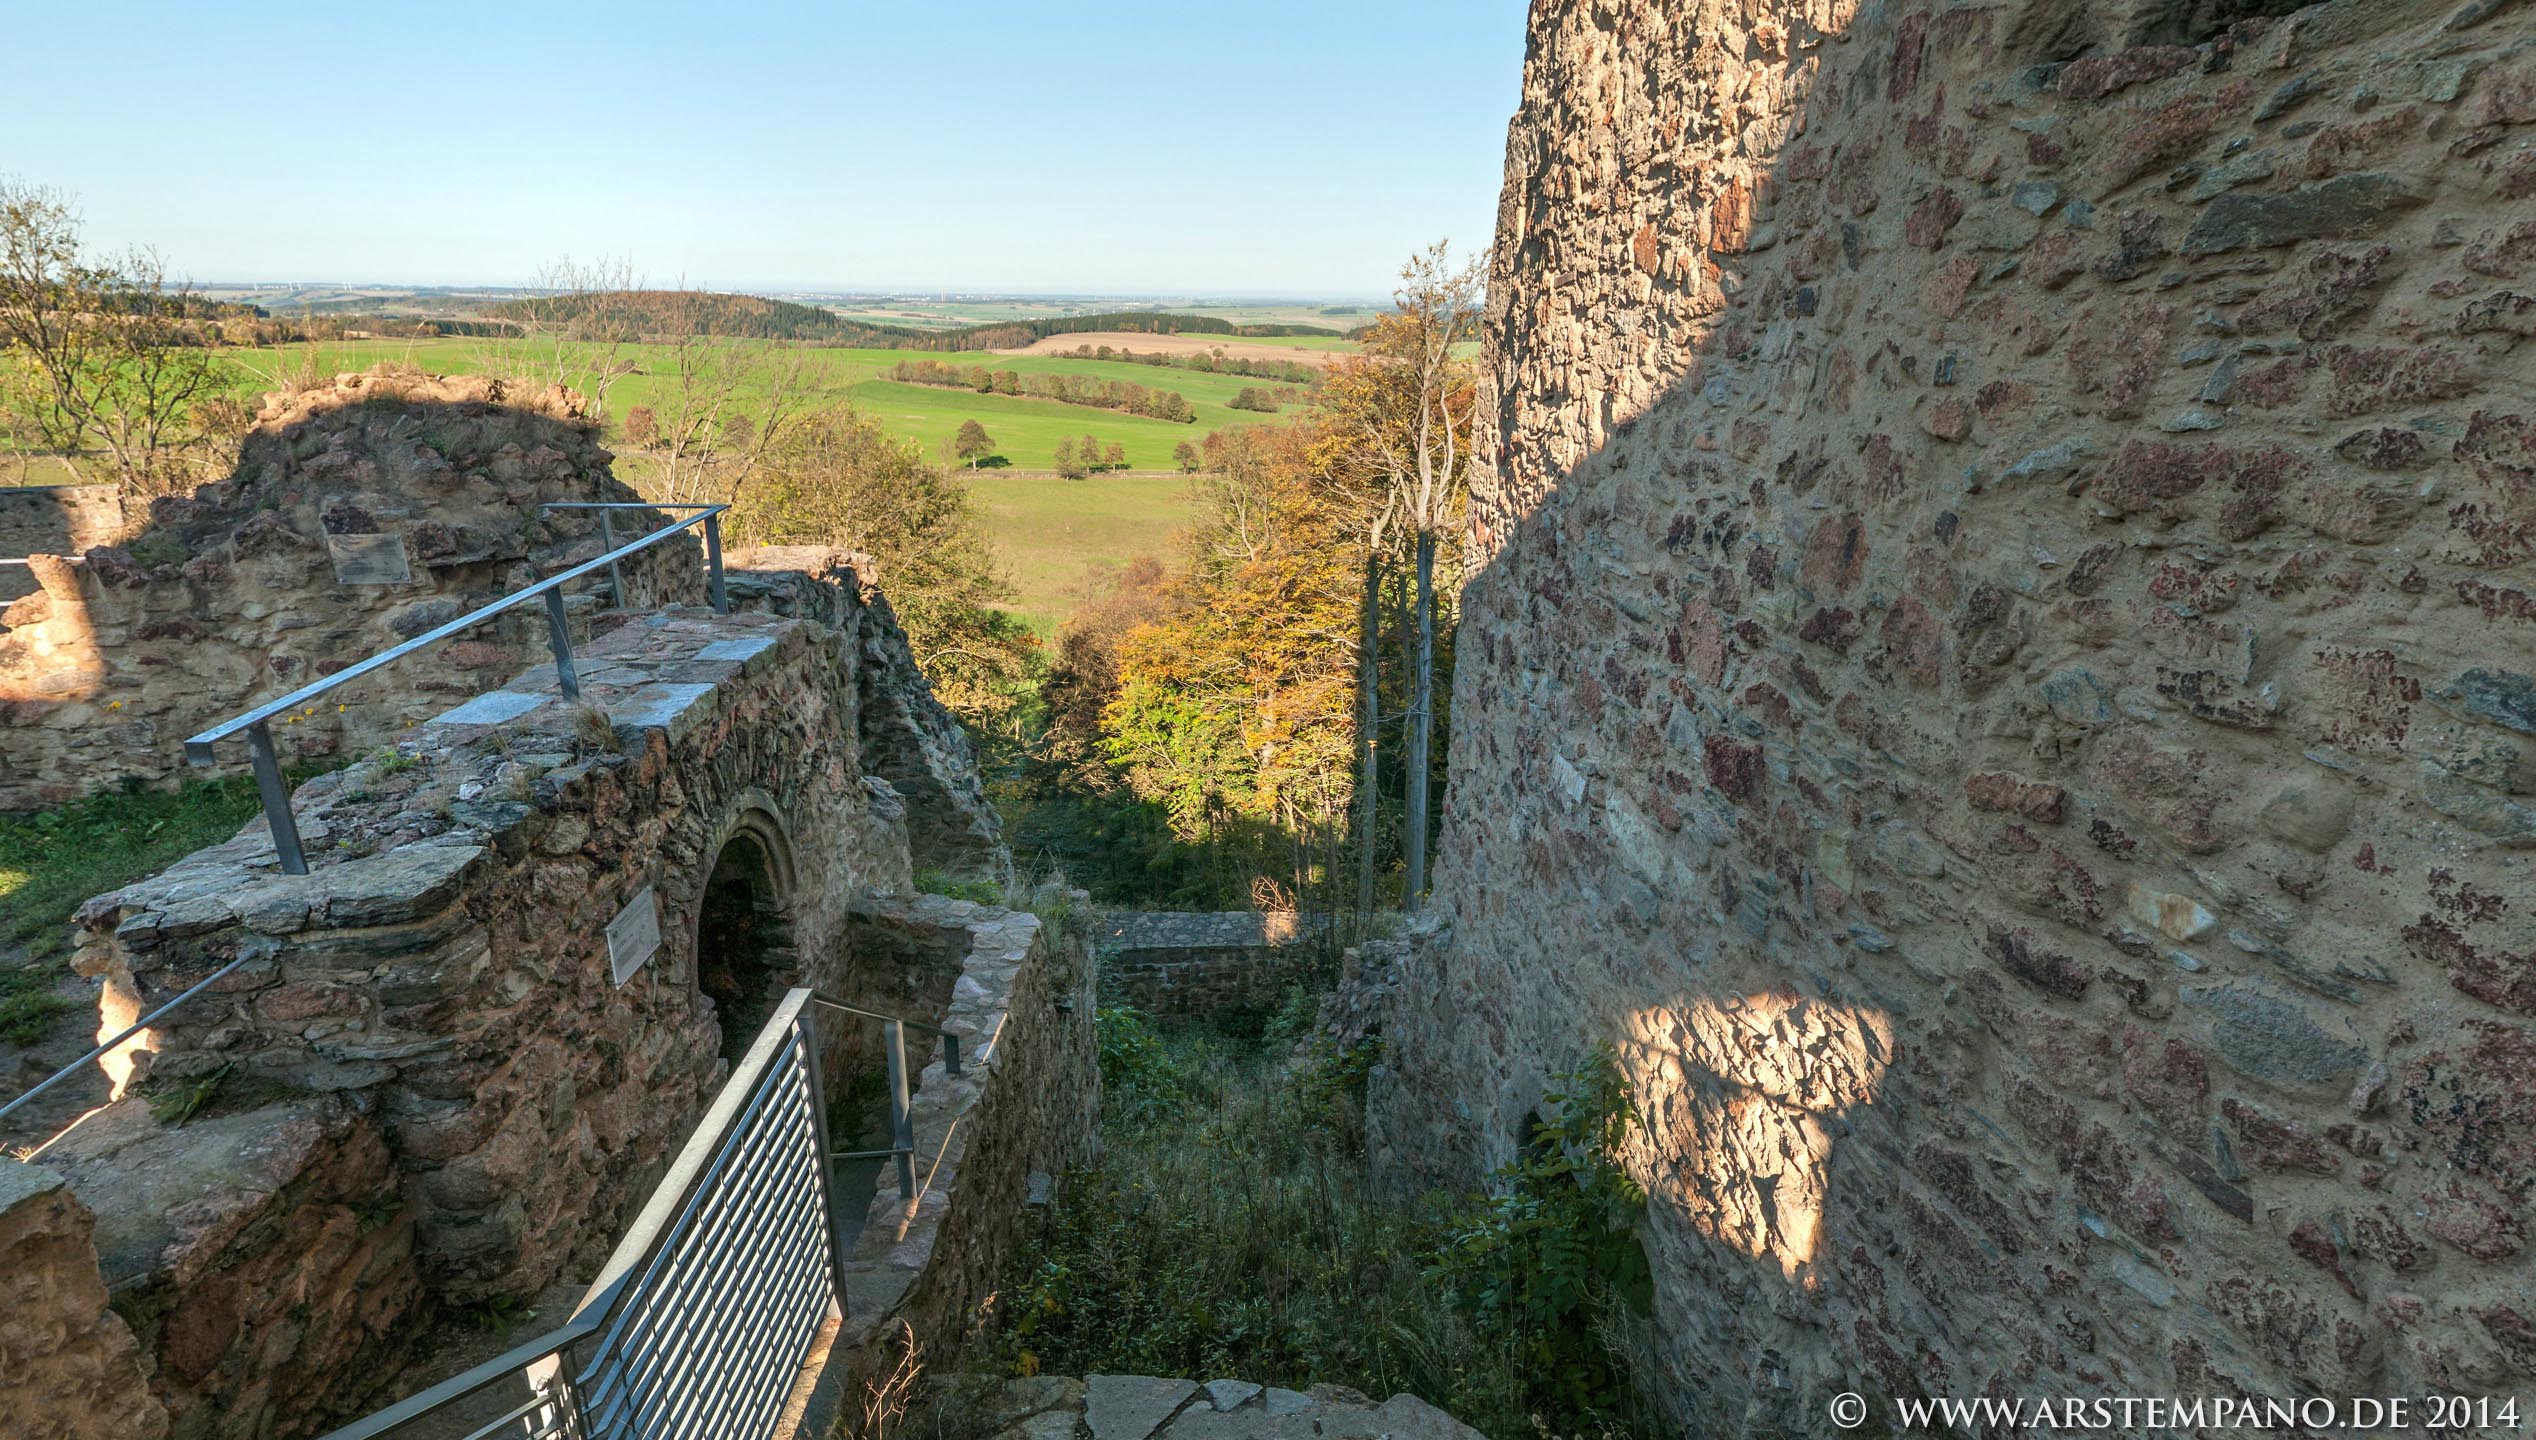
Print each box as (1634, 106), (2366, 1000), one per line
(3, 1), (1529, 297)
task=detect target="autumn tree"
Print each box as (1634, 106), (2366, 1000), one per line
(523, 254), (639, 416)
(734, 407), (1035, 725)
(954, 419), (995, 468)
(0, 178), (226, 496)
(645, 285), (816, 507)
(1172, 440), (1201, 473)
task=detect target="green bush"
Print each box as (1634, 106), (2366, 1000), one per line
(1424, 1051), (1655, 1418)
(984, 1020), (1657, 1437)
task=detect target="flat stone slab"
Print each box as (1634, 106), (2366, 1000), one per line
(428, 690), (549, 727)
(993, 1375), (1487, 1440)
(1086, 1376), (1199, 1440)
(694, 634), (778, 662)
(1202, 1380), (1262, 1412)
(606, 681), (715, 733)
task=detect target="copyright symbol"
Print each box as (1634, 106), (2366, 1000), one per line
(1828, 1392), (1868, 1429)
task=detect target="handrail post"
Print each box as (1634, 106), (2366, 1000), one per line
(703, 511), (729, 615)
(246, 719), (307, 875)
(600, 508), (625, 607)
(794, 1000), (856, 1317)
(884, 1020), (915, 1201)
(543, 589), (580, 700)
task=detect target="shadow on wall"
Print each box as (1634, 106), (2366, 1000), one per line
(1376, 0), (2536, 1427)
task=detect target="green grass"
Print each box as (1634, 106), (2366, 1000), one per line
(964, 471), (1198, 633)
(0, 776), (279, 1047)
(0, 776), (268, 959)
(208, 337), (1291, 473)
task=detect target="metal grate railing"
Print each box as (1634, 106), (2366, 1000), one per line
(313, 988), (962, 1440)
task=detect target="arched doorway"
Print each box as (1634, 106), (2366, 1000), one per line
(695, 830), (789, 1065)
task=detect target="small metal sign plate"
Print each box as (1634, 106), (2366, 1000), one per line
(606, 886), (663, 986)
(325, 532), (413, 586)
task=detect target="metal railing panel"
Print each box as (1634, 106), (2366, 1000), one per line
(312, 989), (849, 1440)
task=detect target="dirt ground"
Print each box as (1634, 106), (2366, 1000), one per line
(991, 331), (1344, 368)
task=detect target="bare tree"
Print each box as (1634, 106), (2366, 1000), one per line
(528, 254), (640, 416)
(0, 179), (225, 496)
(647, 285), (814, 508)
(1351, 241), (1485, 911)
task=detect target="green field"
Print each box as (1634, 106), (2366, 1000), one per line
(206, 337), (1230, 631)
(8, 334), (1290, 629)
(967, 472), (1198, 632)
(213, 337), (1306, 474)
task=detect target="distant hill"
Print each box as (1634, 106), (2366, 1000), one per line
(476, 292), (1349, 351)
(482, 290), (886, 342)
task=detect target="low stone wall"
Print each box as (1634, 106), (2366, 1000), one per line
(45, 608), (921, 1434)
(831, 892), (1100, 1382)
(0, 1158), (169, 1440)
(0, 484), (126, 602)
(1095, 911), (1328, 1016)
(35, 1096), (423, 1437)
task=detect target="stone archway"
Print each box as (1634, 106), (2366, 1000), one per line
(694, 803), (799, 1066)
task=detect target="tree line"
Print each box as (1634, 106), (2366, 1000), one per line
(1050, 342), (1321, 385)
(889, 359), (1196, 423)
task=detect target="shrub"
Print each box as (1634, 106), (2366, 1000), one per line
(1425, 1051), (1654, 1417)
(984, 1022), (1655, 1437)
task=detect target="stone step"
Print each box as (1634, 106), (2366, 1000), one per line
(977, 1373), (1486, 1440)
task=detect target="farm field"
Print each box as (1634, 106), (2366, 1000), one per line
(203, 337), (1228, 629)
(7, 331), (1316, 627)
(965, 471), (1198, 633)
(996, 331), (1348, 369)
(208, 337), (1302, 473)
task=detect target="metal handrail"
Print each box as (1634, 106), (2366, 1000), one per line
(182, 504), (729, 875)
(311, 987), (963, 1440)
(0, 955), (250, 1127)
(810, 993), (961, 1200)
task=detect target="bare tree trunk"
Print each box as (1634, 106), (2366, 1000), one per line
(1404, 529), (1436, 912)
(1355, 550), (1383, 917)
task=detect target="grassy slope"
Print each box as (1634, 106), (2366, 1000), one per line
(965, 471), (1196, 633)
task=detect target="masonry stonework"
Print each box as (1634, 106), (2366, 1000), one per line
(1371, 1), (2536, 1430)
(0, 372), (694, 809)
(1096, 912), (1327, 1016)
(30, 541), (1009, 1435)
(0, 1158), (170, 1440)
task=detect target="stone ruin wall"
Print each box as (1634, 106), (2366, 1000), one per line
(0, 484), (126, 603)
(0, 371), (695, 810)
(1095, 911), (1330, 1017)
(17, 551), (1025, 1436)
(1371, 0), (2536, 1431)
